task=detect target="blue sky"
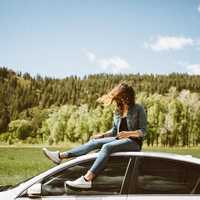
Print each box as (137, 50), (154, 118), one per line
(0, 0), (200, 78)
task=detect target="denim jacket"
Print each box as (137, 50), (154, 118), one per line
(110, 103), (147, 140)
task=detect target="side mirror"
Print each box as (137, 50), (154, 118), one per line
(27, 183), (42, 197)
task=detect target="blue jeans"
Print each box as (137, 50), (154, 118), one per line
(63, 137), (140, 175)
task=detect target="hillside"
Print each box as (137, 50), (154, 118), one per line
(0, 67), (200, 147)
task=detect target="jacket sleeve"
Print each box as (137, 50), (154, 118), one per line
(110, 117), (118, 136)
(105, 113), (118, 137)
(137, 105), (147, 138)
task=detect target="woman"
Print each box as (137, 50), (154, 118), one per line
(42, 82), (147, 189)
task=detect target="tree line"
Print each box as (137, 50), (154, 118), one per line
(0, 67), (200, 147)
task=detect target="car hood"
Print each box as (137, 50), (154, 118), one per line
(0, 190), (14, 199)
(0, 187), (20, 200)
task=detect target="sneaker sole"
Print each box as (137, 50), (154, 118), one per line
(65, 182), (92, 189)
(42, 148), (60, 165)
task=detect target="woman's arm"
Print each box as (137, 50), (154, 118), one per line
(117, 105), (147, 139)
(117, 130), (143, 139)
(102, 128), (115, 137)
(90, 128), (114, 139)
(102, 112), (118, 137)
(90, 112), (118, 139)
(137, 105), (147, 137)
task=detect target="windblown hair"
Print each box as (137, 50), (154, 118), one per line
(97, 82), (135, 117)
(112, 83), (135, 116)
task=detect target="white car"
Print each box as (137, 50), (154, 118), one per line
(1, 152), (200, 200)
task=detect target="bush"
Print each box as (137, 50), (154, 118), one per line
(48, 136), (54, 145)
(9, 120), (33, 140)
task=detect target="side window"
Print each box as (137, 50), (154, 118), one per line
(132, 157), (200, 194)
(41, 156), (130, 196)
(188, 163), (200, 194)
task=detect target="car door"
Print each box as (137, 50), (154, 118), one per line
(19, 155), (132, 200)
(127, 156), (200, 199)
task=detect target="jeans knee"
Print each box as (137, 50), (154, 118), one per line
(101, 144), (112, 153)
(88, 139), (98, 148)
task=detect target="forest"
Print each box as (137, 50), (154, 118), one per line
(0, 66), (200, 147)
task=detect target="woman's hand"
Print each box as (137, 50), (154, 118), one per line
(90, 133), (104, 139)
(117, 130), (142, 139)
(117, 131), (131, 139)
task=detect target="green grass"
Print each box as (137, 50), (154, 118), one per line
(0, 145), (200, 186)
(143, 146), (200, 158)
(0, 143), (78, 186)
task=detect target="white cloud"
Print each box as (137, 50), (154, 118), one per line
(99, 56), (130, 73)
(83, 49), (130, 73)
(186, 64), (200, 75)
(196, 39), (200, 46)
(145, 36), (194, 51)
(177, 61), (189, 66)
(198, 4), (200, 13)
(83, 49), (96, 62)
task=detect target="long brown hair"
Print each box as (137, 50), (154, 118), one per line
(112, 83), (135, 116)
(97, 82), (135, 117)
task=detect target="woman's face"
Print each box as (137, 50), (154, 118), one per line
(113, 94), (128, 107)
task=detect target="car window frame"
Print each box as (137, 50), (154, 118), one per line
(127, 155), (200, 195)
(42, 155), (134, 196)
(120, 156), (136, 194)
(127, 155), (140, 194)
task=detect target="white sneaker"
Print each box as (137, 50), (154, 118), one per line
(65, 176), (92, 189)
(42, 148), (61, 165)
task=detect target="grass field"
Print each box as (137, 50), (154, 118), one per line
(0, 145), (200, 186)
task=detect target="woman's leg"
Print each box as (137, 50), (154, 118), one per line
(85, 138), (140, 180)
(43, 137), (116, 165)
(60, 137), (116, 158)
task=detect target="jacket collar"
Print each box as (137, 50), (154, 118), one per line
(115, 103), (135, 118)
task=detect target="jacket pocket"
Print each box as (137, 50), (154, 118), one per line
(128, 112), (139, 130)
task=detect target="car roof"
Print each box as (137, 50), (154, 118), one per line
(60, 151), (200, 167)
